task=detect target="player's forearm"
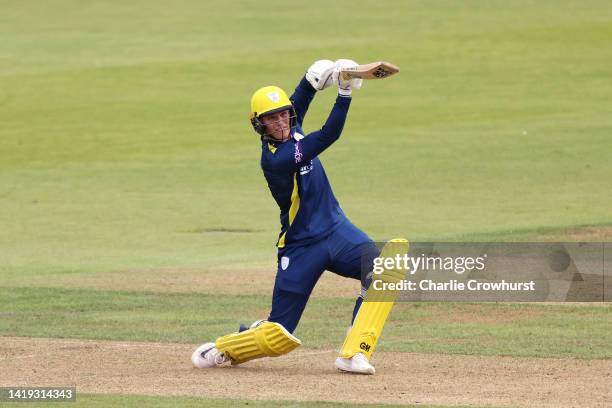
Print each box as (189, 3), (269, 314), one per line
(290, 76), (316, 125)
(295, 94), (351, 160)
(317, 94), (351, 143)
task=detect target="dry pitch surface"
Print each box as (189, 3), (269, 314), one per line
(1, 336), (611, 407)
(3, 228), (611, 406)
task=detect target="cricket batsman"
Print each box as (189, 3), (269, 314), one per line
(192, 59), (405, 374)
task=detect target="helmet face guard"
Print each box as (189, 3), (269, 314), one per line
(250, 86), (296, 142)
(251, 106), (297, 141)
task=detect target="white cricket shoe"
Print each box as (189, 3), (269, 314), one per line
(335, 353), (375, 375)
(191, 342), (228, 368)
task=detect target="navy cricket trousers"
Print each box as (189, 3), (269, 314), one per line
(267, 219), (379, 333)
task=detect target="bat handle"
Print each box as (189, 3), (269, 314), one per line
(340, 71), (352, 81)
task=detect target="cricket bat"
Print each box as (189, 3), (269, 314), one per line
(340, 61), (400, 80)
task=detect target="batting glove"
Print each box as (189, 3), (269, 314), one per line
(305, 59), (335, 91)
(332, 59), (363, 96)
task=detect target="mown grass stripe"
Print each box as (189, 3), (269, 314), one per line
(1, 286), (609, 359)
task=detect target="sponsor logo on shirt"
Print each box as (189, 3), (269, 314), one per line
(294, 142), (303, 163)
(299, 161), (313, 175)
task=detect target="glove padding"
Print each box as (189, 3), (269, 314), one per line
(305, 59), (335, 91)
(332, 59), (363, 96)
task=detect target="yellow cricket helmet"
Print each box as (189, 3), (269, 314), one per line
(249, 86), (296, 137)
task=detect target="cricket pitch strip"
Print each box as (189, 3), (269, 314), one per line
(1, 337), (610, 407)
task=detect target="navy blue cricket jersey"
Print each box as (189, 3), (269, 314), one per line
(261, 77), (351, 248)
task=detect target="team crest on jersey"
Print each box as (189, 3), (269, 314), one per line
(281, 256), (290, 270)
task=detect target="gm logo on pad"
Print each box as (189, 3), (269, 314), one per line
(360, 342), (371, 352)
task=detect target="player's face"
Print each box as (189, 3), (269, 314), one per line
(261, 109), (291, 142)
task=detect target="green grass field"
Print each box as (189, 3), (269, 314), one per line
(1, 1), (611, 407)
(1, 287), (610, 359)
(10, 394), (486, 408)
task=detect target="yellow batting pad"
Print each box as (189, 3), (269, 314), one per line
(215, 321), (301, 365)
(339, 238), (409, 360)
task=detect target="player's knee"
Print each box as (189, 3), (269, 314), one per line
(268, 316), (298, 334)
(360, 242), (380, 289)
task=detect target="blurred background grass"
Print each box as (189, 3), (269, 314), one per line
(2, 1), (611, 277)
